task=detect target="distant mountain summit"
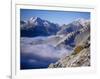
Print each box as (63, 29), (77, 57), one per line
(28, 17), (44, 26)
(21, 16), (60, 37)
(57, 18), (90, 35)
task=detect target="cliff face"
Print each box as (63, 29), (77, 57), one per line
(49, 47), (90, 68)
(49, 33), (90, 68)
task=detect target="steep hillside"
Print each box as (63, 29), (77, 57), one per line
(49, 46), (90, 68)
(49, 29), (90, 68)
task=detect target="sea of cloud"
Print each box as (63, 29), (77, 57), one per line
(20, 37), (72, 69)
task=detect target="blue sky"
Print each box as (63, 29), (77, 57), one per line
(20, 9), (90, 25)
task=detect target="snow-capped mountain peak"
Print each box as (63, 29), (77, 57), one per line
(28, 16), (43, 26)
(21, 16), (60, 37)
(72, 18), (90, 27)
(57, 18), (90, 35)
(29, 16), (41, 22)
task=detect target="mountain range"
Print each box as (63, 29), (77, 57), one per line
(20, 16), (90, 69)
(21, 17), (60, 37)
(21, 17), (89, 38)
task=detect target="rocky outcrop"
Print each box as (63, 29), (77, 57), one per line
(49, 34), (90, 68)
(49, 48), (90, 68)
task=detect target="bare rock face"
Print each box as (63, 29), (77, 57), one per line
(49, 34), (90, 68)
(49, 47), (90, 68)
